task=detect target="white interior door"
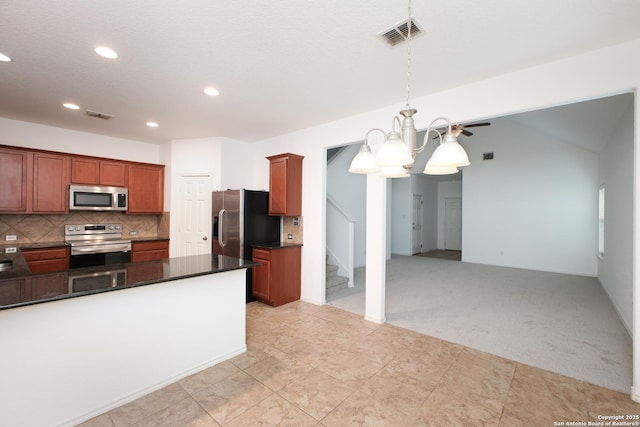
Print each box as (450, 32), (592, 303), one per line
(412, 194), (423, 254)
(444, 197), (462, 251)
(176, 175), (213, 257)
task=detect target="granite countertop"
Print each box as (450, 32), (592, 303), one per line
(252, 242), (303, 249)
(0, 254), (258, 311)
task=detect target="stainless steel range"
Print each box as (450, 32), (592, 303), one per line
(65, 223), (132, 269)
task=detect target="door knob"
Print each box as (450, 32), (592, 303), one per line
(203, 236), (208, 240)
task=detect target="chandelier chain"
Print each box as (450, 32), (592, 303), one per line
(405, 0), (412, 109)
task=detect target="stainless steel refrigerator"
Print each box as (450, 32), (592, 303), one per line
(212, 189), (281, 302)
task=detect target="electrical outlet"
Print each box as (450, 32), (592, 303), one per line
(288, 234), (293, 240)
(293, 217), (299, 226)
(129, 231), (138, 236)
(5, 247), (17, 254)
(4, 235), (17, 241)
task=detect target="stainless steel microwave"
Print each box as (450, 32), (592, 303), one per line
(69, 185), (128, 211)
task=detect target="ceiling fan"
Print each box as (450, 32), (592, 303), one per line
(433, 122), (491, 139)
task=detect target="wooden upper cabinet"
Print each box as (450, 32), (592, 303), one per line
(71, 157), (127, 187)
(267, 153), (303, 216)
(32, 152), (69, 213)
(100, 161), (127, 186)
(128, 163), (164, 214)
(0, 147), (30, 212)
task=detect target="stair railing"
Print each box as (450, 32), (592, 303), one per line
(326, 195), (355, 287)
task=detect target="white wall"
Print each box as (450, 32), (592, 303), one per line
(437, 180), (463, 249)
(390, 177), (412, 255)
(598, 100), (635, 333)
(463, 117), (599, 275)
(412, 175), (439, 252)
(326, 144), (367, 268)
(0, 117), (160, 163)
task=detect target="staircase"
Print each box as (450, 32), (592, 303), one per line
(326, 261), (349, 295)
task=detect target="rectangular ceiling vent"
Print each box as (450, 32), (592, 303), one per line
(86, 110), (112, 120)
(379, 18), (424, 47)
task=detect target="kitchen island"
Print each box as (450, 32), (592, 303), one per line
(0, 253), (256, 427)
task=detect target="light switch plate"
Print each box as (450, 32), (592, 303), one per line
(4, 247), (17, 254)
(5, 235), (17, 241)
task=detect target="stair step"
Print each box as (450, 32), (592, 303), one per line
(326, 274), (349, 294)
(326, 263), (338, 277)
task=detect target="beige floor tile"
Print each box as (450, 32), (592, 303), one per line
(313, 306), (382, 336)
(228, 345), (271, 370)
(131, 397), (219, 427)
(191, 371), (273, 425)
(500, 363), (588, 424)
(316, 347), (392, 382)
(403, 333), (464, 368)
(76, 413), (115, 427)
(416, 388), (502, 427)
(358, 355), (449, 415)
(244, 351), (314, 391)
(321, 390), (415, 427)
(278, 368), (356, 420)
(585, 382), (640, 420)
(178, 361), (241, 395)
(224, 394), (318, 427)
(434, 347), (515, 413)
(109, 383), (190, 427)
(89, 302), (637, 427)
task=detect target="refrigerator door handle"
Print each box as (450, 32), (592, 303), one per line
(219, 209), (227, 247)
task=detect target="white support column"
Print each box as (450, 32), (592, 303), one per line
(364, 173), (387, 324)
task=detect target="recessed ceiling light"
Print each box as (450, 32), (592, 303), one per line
(0, 52), (11, 62)
(94, 46), (118, 59)
(204, 87), (220, 96)
(63, 103), (80, 110)
(146, 122), (159, 128)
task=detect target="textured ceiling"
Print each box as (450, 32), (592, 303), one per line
(0, 0), (639, 144)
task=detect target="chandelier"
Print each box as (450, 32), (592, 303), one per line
(349, 0), (470, 178)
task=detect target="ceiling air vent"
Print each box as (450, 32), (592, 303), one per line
(86, 110), (112, 120)
(379, 18), (424, 47)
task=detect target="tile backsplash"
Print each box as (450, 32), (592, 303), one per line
(0, 212), (170, 244)
(282, 216), (303, 244)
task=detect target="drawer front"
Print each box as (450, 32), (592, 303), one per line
(22, 247), (69, 261)
(132, 240), (169, 251)
(132, 249), (168, 263)
(27, 258), (69, 274)
(253, 248), (271, 261)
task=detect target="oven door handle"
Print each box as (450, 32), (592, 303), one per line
(71, 245), (131, 255)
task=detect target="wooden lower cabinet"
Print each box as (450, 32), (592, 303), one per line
(131, 240), (169, 262)
(30, 272), (68, 300)
(22, 247), (70, 274)
(0, 272), (68, 306)
(0, 277), (29, 305)
(126, 261), (165, 283)
(252, 246), (301, 307)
